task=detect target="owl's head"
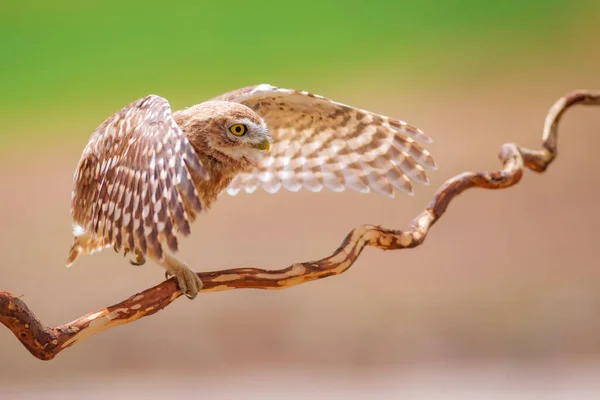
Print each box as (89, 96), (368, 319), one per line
(176, 101), (271, 165)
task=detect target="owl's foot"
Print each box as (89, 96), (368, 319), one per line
(161, 254), (203, 299)
(129, 250), (146, 266)
(114, 245), (146, 266)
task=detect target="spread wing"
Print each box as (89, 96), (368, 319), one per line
(70, 95), (206, 260)
(213, 84), (437, 198)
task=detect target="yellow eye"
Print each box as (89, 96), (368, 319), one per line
(229, 124), (247, 136)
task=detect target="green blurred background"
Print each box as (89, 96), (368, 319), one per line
(1, 0), (597, 147)
(1, 1), (600, 398)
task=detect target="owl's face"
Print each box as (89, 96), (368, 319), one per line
(201, 101), (271, 164)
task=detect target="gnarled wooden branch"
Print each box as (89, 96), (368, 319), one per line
(1, 90), (599, 361)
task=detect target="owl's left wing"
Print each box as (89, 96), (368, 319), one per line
(70, 95), (206, 262)
(213, 84), (437, 198)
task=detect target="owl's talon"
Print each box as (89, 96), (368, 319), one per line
(161, 255), (203, 299)
(128, 250), (146, 266)
(175, 268), (203, 299)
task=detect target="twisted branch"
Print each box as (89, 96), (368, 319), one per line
(2, 90), (599, 361)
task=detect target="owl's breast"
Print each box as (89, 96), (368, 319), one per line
(193, 155), (250, 209)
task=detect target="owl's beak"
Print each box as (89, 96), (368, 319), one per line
(255, 138), (271, 152)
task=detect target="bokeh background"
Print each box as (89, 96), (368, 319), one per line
(1, 1), (600, 398)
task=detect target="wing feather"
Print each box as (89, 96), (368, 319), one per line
(214, 84), (436, 198)
(70, 95), (206, 261)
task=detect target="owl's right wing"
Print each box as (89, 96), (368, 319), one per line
(213, 84), (436, 198)
(71, 95), (206, 261)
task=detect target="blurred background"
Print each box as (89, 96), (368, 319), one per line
(1, 1), (600, 398)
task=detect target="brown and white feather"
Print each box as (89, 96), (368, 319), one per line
(67, 95), (205, 266)
(213, 84), (436, 198)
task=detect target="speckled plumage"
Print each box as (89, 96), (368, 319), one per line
(213, 84), (436, 197)
(66, 83), (437, 298)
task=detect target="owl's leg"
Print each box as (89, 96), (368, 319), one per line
(158, 254), (203, 299)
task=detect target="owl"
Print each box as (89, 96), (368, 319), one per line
(66, 84), (437, 299)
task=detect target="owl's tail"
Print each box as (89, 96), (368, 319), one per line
(65, 231), (111, 268)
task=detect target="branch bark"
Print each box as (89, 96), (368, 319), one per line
(2, 90), (599, 361)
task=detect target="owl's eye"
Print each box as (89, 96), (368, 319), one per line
(229, 124), (247, 136)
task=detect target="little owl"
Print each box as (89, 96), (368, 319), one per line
(66, 84), (437, 299)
